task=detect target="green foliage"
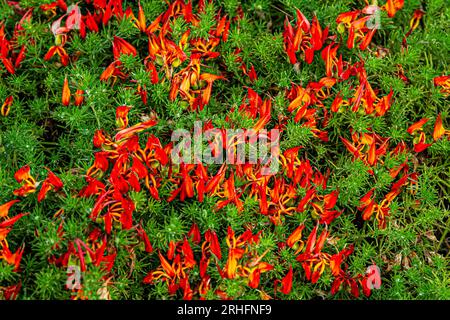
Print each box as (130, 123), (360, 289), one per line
(0, 0), (448, 301)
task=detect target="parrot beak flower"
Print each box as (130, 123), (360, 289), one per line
(113, 36), (137, 59)
(384, 0), (405, 18)
(407, 118), (429, 135)
(1, 95), (13, 116)
(115, 106), (131, 130)
(74, 89), (84, 106)
(279, 266), (293, 295)
(0, 244), (25, 271)
(0, 200), (20, 218)
(37, 170), (64, 202)
(433, 113), (449, 141)
(62, 77), (71, 106)
(433, 75), (450, 95)
(44, 45), (69, 66)
(286, 224), (305, 253)
(13, 165), (38, 197)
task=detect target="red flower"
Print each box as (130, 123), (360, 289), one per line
(407, 118), (429, 135)
(62, 77), (71, 106)
(37, 170), (64, 202)
(280, 266), (293, 295)
(384, 0), (404, 18)
(44, 45), (69, 66)
(0, 200), (20, 218)
(13, 165), (37, 197)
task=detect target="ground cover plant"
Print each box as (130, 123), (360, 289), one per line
(0, 0), (449, 300)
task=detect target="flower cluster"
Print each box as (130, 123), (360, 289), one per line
(0, 0), (447, 301)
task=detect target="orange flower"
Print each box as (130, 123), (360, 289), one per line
(114, 119), (158, 141)
(279, 266), (293, 295)
(321, 44), (339, 77)
(44, 45), (69, 66)
(434, 75), (450, 95)
(37, 170), (64, 202)
(74, 89), (84, 106)
(215, 175), (243, 212)
(409, 9), (425, 32)
(115, 106), (131, 130)
(384, 0), (404, 18)
(62, 77), (71, 106)
(112, 36), (137, 60)
(0, 213), (29, 246)
(1, 95), (13, 116)
(134, 1), (147, 32)
(204, 229), (222, 260)
(199, 73), (225, 107)
(0, 244), (24, 271)
(286, 224), (305, 250)
(0, 200), (20, 218)
(433, 113), (449, 141)
(13, 165), (37, 197)
(100, 61), (122, 82)
(336, 10), (360, 26)
(413, 132), (432, 153)
(407, 118), (428, 135)
(0, 57), (15, 74)
(296, 224), (331, 283)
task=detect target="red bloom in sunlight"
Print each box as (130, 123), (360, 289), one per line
(44, 45), (69, 66)
(62, 77), (71, 106)
(74, 89), (84, 106)
(143, 240), (197, 299)
(215, 175), (243, 213)
(407, 118), (428, 135)
(113, 36), (137, 59)
(336, 11), (361, 26)
(247, 64), (257, 82)
(0, 213), (29, 247)
(115, 119), (158, 141)
(296, 224), (330, 283)
(283, 10), (329, 65)
(286, 224), (305, 254)
(0, 213), (28, 230)
(0, 57), (15, 74)
(188, 223), (201, 245)
(0, 200), (20, 218)
(132, 1), (148, 33)
(329, 245), (354, 276)
(321, 44), (339, 77)
(433, 113), (449, 141)
(13, 165), (37, 197)
(136, 224), (153, 253)
(100, 61), (123, 81)
(37, 170), (64, 202)
(199, 73), (225, 107)
(115, 106), (131, 130)
(204, 230), (222, 260)
(413, 132), (432, 153)
(279, 266), (293, 295)
(0, 244), (25, 271)
(433, 75), (450, 95)
(384, 0), (404, 18)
